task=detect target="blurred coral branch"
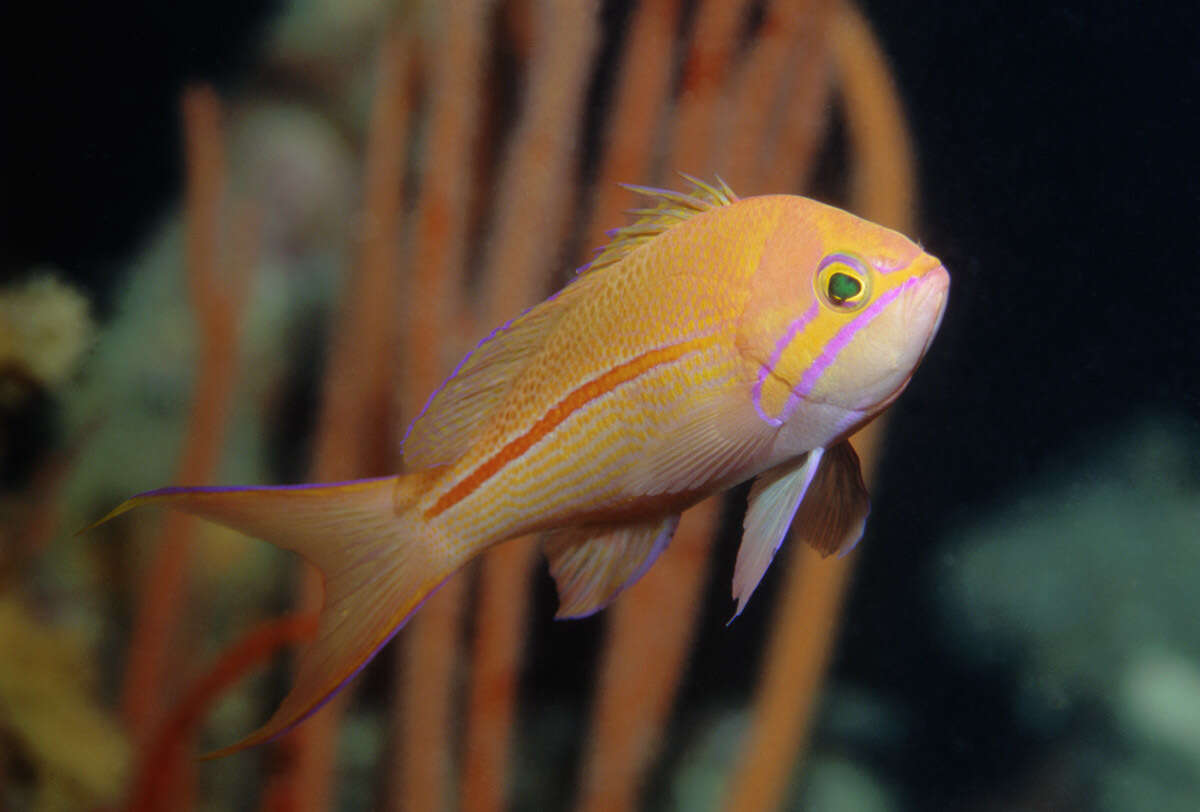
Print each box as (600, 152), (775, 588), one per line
(717, 0), (828, 189)
(576, 499), (722, 812)
(390, 2), (493, 810)
(129, 614), (317, 812)
(0, 423), (94, 587)
(575, 1), (803, 808)
(829, 0), (916, 231)
(577, 0), (682, 257)
(121, 85), (257, 787)
(461, 4), (600, 811)
(719, 0), (836, 192)
(265, 17), (414, 812)
(724, 3), (917, 809)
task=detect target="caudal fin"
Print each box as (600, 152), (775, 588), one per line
(88, 475), (455, 757)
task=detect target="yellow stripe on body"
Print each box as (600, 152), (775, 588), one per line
(424, 334), (722, 523)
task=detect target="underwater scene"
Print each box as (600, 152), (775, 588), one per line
(2, 0), (1196, 809)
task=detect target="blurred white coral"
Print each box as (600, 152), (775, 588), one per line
(934, 415), (1200, 809)
(60, 99), (353, 518)
(0, 273), (95, 406)
(935, 416), (1200, 708)
(47, 98), (355, 669)
(1117, 649), (1200, 770)
(670, 699), (900, 812)
(0, 594), (129, 810)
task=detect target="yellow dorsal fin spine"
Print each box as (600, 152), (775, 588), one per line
(582, 174), (739, 274)
(675, 172), (737, 204)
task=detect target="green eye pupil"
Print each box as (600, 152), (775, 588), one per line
(828, 271), (862, 303)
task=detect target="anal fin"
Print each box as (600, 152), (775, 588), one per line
(544, 515), (680, 619)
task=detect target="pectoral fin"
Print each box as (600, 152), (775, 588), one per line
(544, 515), (680, 619)
(792, 440), (870, 558)
(731, 448), (824, 619)
(730, 440), (871, 618)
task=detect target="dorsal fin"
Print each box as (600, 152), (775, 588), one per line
(400, 281), (586, 470)
(581, 174), (738, 275)
(402, 176), (737, 470)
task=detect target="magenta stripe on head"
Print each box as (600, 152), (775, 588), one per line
(793, 275), (921, 400)
(752, 303), (820, 426)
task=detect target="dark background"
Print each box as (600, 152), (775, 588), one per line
(4, 0), (1198, 808)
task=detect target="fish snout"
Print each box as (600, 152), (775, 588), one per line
(904, 261), (949, 351)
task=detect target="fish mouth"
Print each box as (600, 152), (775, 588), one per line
(869, 261), (949, 409)
(905, 260), (949, 359)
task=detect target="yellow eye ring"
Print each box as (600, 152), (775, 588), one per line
(815, 253), (872, 312)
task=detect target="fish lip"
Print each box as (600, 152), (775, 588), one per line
(871, 262), (948, 406)
(917, 263), (950, 355)
(900, 260), (948, 349)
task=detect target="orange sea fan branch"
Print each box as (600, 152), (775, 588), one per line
(573, 3), (762, 808)
(473, 1), (599, 321)
(723, 423), (888, 811)
(121, 85), (253, 759)
(759, 0), (837, 192)
(666, 0), (754, 176)
(718, 0), (834, 195)
(461, 4), (601, 811)
(574, 2), (882, 807)
(829, 0), (915, 230)
(578, 0), (683, 259)
(390, 2), (495, 810)
(723, 2), (917, 808)
(574, 498), (723, 812)
(261, 19), (415, 812)
(128, 614), (318, 812)
(0, 422), (96, 586)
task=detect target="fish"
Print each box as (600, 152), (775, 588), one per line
(88, 177), (949, 755)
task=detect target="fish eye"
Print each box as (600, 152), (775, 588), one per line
(816, 253), (872, 311)
(828, 272), (862, 303)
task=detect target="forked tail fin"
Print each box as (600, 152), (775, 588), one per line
(86, 474), (456, 757)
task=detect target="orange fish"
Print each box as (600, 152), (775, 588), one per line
(90, 177), (948, 754)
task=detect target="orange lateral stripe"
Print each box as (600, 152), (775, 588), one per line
(425, 336), (714, 519)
